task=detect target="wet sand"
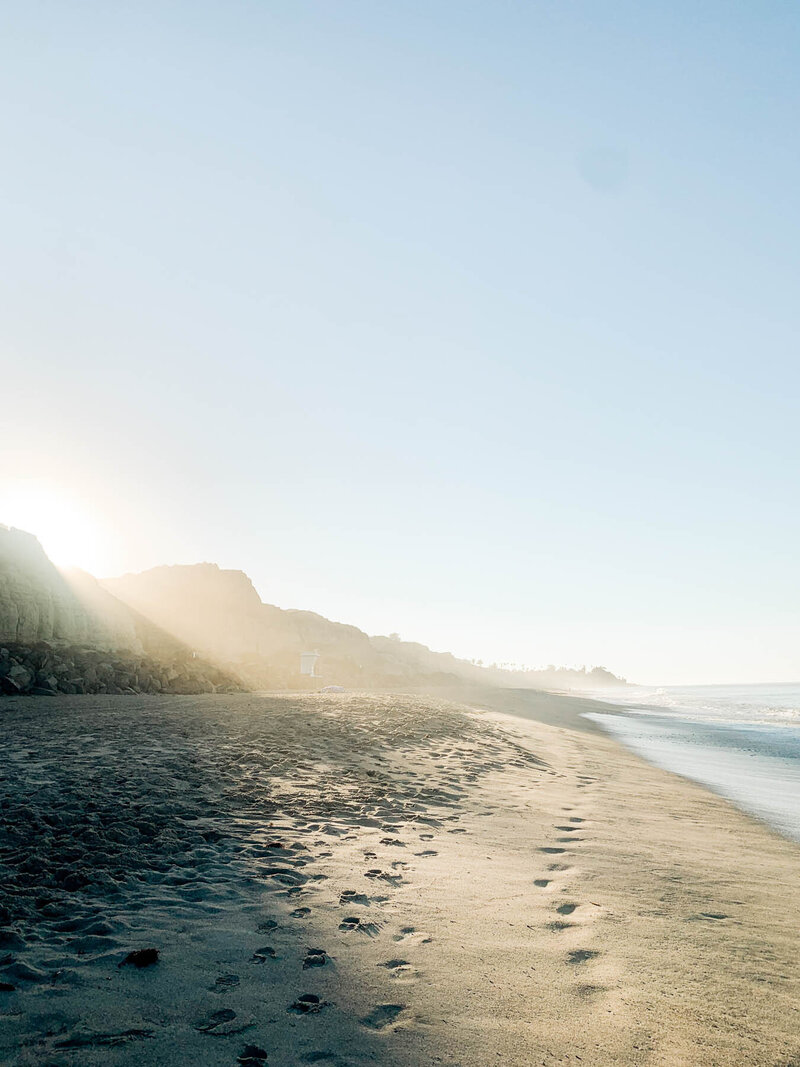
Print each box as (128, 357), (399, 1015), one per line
(1, 689), (799, 1066)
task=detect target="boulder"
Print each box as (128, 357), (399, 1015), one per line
(7, 664), (32, 689)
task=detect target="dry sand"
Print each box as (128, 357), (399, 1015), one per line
(0, 689), (798, 1066)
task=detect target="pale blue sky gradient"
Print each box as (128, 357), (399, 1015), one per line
(2, 2), (799, 683)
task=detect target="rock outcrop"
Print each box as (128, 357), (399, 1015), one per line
(0, 642), (241, 696)
(0, 527), (244, 696)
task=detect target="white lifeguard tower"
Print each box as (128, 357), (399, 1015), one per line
(299, 650), (320, 678)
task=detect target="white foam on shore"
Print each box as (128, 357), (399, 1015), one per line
(593, 682), (800, 727)
(586, 710), (800, 844)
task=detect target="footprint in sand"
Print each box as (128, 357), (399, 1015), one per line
(574, 983), (606, 999)
(339, 916), (381, 937)
(339, 889), (370, 906)
(547, 863), (572, 872)
(53, 1029), (155, 1050)
(392, 926), (432, 945)
(534, 879), (551, 888)
(540, 847), (567, 855)
(195, 1008), (254, 1036)
(302, 948), (328, 969)
(415, 850), (438, 857)
(290, 907), (311, 918)
(238, 1044), (268, 1066)
(567, 950), (600, 965)
(359, 1004), (406, 1030)
(289, 994), (329, 1015)
(556, 903), (578, 915)
(212, 973), (240, 990)
(378, 958), (416, 980)
(365, 869), (404, 885)
(251, 946), (277, 962)
(264, 867), (308, 887)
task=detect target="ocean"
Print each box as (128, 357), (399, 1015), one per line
(585, 683), (800, 843)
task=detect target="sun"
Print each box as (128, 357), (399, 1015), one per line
(0, 481), (111, 576)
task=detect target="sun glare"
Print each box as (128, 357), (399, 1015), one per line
(0, 482), (110, 576)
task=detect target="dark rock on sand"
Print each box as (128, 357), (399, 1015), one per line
(119, 947), (159, 968)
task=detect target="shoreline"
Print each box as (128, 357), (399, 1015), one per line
(439, 683), (800, 847)
(2, 690), (799, 1065)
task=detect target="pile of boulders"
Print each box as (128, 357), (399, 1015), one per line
(0, 642), (245, 697)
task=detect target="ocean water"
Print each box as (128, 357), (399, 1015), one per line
(585, 683), (800, 843)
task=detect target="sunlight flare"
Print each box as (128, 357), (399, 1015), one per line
(0, 481), (109, 574)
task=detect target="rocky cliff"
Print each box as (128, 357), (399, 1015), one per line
(0, 527), (243, 696)
(0, 526), (139, 650)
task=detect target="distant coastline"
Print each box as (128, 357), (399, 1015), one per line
(1, 523), (626, 696)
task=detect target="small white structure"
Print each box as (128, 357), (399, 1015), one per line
(300, 650), (320, 678)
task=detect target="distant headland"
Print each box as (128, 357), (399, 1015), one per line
(0, 523), (626, 697)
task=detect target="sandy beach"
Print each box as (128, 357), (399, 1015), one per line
(1, 688), (799, 1066)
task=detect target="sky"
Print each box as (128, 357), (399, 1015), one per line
(1, 1), (799, 685)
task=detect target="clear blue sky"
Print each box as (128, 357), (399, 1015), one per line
(2, 2), (799, 684)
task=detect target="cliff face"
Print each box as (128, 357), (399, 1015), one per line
(103, 563), (462, 687)
(0, 528), (244, 696)
(0, 526), (139, 650)
(1, 526), (625, 694)
(103, 564), (270, 663)
(100, 563), (626, 690)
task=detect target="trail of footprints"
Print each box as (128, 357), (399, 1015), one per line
(0, 698), (554, 1064)
(534, 799), (610, 1001)
(198, 816), (442, 1064)
(211, 731), (556, 1063)
(240, 788), (606, 1064)
(225, 731), (523, 1059)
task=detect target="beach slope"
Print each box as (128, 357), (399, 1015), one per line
(1, 690), (798, 1066)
